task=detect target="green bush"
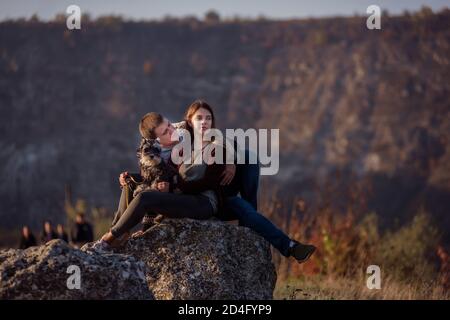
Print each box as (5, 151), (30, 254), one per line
(375, 210), (440, 282)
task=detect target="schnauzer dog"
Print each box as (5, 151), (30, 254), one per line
(126, 137), (178, 231)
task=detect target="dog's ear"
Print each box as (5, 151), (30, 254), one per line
(136, 138), (145, 158)
(137, 137), (148, 156)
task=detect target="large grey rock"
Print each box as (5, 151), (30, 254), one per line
(118, 218), (277, 300)
(0, 219), (277, 300)
(0, 239), (153, 300)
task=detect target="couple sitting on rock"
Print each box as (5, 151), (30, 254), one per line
(91, 99), (316, 263)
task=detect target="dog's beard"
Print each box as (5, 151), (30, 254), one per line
(140, 155), (162, 168)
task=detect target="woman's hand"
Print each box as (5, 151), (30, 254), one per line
(220, 164), (236, 185)
(157, 181), (170, 193)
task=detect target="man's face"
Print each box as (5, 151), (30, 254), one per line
(154, 118), (178, 146)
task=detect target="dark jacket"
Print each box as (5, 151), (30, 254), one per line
(19, 233), (37, 249)
(40, 231), (58, 244)
(71, 222), (94, 244)
(57, 232), (69, 243)
(176, 144), (228, 217)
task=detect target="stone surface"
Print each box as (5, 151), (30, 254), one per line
(118, 218), (277, 300)
(0, 219), (277, 300)
(0, 239), (153, 300)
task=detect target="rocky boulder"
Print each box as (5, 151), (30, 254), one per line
(118, 218), (277, 299)
(0, 239), (153, 299)
(0, 218), (277, 299)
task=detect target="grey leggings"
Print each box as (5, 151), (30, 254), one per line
(110, 187), (214, 238)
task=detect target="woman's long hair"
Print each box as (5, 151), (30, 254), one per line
(183, 99), (216, 143)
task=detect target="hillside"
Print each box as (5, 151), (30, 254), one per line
(0, 9), (449, 242)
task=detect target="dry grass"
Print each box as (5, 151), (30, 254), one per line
(274, 275), (450, 300)
(259, 179), (449, 300)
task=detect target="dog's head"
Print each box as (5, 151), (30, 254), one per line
(137, 138), (162, 167)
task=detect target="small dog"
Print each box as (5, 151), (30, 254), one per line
(127, 138), (178, 231)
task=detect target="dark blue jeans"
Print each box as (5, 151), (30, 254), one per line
(222, 148), (259, 210)
(221, 149), (291, 257)
(222, 196), (292, 257)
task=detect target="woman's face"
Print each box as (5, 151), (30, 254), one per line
(190, 108), (212, 138)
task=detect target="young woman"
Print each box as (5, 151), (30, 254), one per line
(179, 101), (316, 262)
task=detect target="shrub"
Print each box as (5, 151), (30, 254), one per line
(375, 210), (440, 282)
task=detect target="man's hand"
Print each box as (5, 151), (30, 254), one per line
(119, 171), (129, 187)
(157, 181), (170, 193)
(220, 164), (236, 186)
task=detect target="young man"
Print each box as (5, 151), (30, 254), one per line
(115, 112), (315, 263)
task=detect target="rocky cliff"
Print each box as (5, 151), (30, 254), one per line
(0, 9), (449, 240)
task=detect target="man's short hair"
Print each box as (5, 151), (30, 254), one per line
(139, 112), (164, 139)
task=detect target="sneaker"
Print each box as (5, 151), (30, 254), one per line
(288, 241), (316, 263)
